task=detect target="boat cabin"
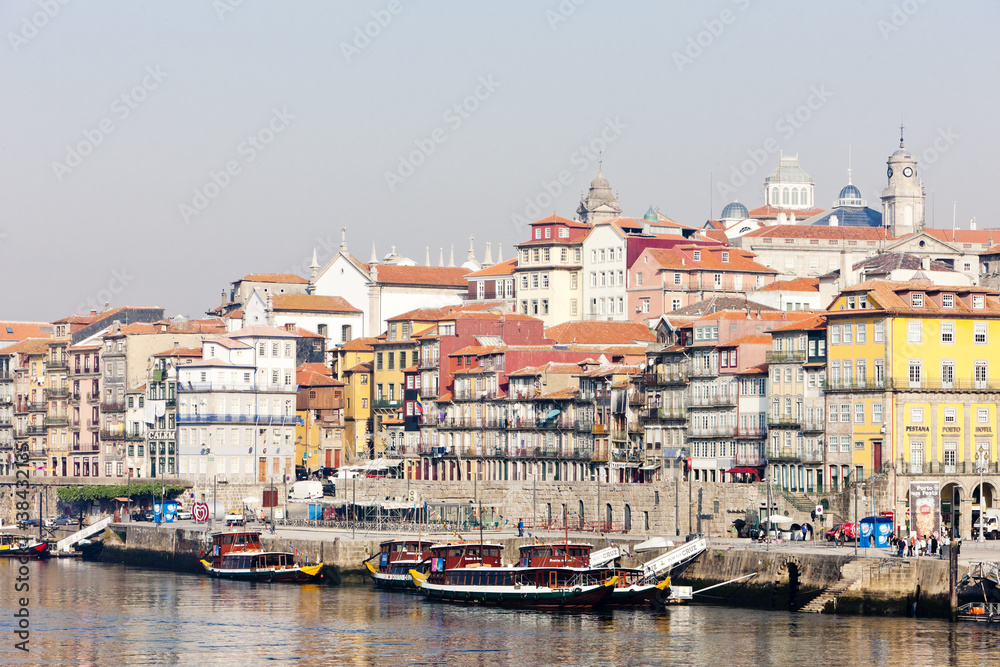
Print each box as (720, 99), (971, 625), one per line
(517, 543), (592, 568)
(424, 543), (503, 584)
(209, 530), (262, 566)
(222, 552), (295, 570)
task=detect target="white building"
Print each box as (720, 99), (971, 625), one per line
(176, 326), (300, 483)
(582, 221), (629, 320)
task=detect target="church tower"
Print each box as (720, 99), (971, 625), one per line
(880, 128), (925, 237)
(577, 165), (622, 225)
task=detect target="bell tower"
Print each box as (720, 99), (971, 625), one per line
(880, 126), (925, 237)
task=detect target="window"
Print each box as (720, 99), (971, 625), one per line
(641, 299), (649, 313)
(543, 248), (550, 262)
(570, 273), (578, 289)
(856, 323), (866, 344)
(570, 300), (577, 316)
(975, 323), (988, 344)
(831, 326), (840, 345)
(874, 359), (884, 384)
(907, 321), (922, 344)
(943, 294), (954, 308)
(673, 273), (682, 286)
(531, 274), (539, 289)
(855, 403), (865, 423)
(671, 298), (681, 311)
(974, 294), (985, 309)
(713, 274), (722, 289)
(843, 324), (853, 344)
(942, 361), (955, 388)
(840, 436), (851, 453)
(574, 248), (581, 263)
(979, 408), (990, 424)
(829, 405), (838, 423)
(559, 227), (569, 239)
(872, 402), (882, 424)
(941, 321), (955, 344)
(911, 293), (923, 307)
(908, 360), (922, 387)
(693, 250), (701, 261)
(544, 227), (551, 239)
(541, 274), (549, 288)
(841, 404), (850, 422)
(910, 407), (923, 423)
(944, 408), (957, 424)
(532, 248), (540, 262)
(944, 442), (957, 468)
(721, 251), (729, 263)
(874, 321), (884, 342)
(636, 272), (643, 286)
(975, 361), (988, 389)
(542, 299), (549, 315)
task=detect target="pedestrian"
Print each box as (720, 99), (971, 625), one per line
(517, 518), (524, 537)
(802, 524), (808, 541)
(835, 529), (842, 547)
(941, 534), (950, 560)
(930, 533), (938, 556)
(955, 535), (962, 556)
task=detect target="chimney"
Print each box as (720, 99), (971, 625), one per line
(921, 256), (930, 271)
(173, 341), (179, 350)
(221, 289), (227, 307)
(970, 217), (977, 231)
(840, 250), (852, 288)
(829, 215), (839, 227)
(285, 323), (295, 332)
(777, 212), (786, 225)
(90, 309), (97, 317)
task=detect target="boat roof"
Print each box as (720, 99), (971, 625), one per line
(518, 543), (593, 551)
(380, 538), (432, 547)
(429, 542), (504, 551)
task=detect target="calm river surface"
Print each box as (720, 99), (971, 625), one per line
(3, 558), (1000, 666)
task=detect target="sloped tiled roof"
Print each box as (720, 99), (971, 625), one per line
(768, 314), (827, 333)
(717, 334), (772, 347)
(544, 320), (654, 345)
(237, 273), (309, 284)
(466, 259), (517, 278)
(373, 265), (470, 287)
(0, 321), (52, 343)
(296, 369), (343, 387)
(643, 245), (776, 274)
(833, 280), (1000, 316)
(921, 228), (1000, 246)
(271, 294), (361, 313)
(151, 346), (203, 358)
(853, 252), (955, 274)
(748, 205), (826, 219)
(339, 337), (378, 352)
(742, 225), (894, 241)
(755, 278), (820, 293)
(669, 296), (778, 316)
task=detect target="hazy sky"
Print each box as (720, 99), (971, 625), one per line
(3, 0), (997, 321)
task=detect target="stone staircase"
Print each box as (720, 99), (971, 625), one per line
(798, 560), (866, 613)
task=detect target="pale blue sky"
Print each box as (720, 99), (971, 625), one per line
(2, 0), (996, 319)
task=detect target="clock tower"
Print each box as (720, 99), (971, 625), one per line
(880, 127), (925, 237)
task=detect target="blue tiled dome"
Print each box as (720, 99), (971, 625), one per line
(720, 201), (749, 220)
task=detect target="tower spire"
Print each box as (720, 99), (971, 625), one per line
(369, 242), (378, 264)
(439, 247), (444, 267)
(847, 145), (853, 185)
(425, 247), (430, 266)
(496, 243), (503, 263)
(483, 242), (493, 267)
(448, 244), (455, 267)
(340, 226), (347, 253)
(899, 120), (905, 148)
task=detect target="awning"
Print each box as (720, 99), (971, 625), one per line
(545, 409), (561, 419)
(640, 464), (661, 471)
(725, 467), (761, 474)
(112, 497), (131, 502)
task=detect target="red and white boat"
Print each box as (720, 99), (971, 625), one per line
(0, 533), (49, 559)
(200, 530), (323, 583)
(363, 539), (433, 590)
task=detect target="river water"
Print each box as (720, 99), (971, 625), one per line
(3, 558), (1000, 666)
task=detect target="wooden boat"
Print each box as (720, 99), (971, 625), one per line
(199, 530), (323, 583)
(363, 539), (433, 590)
(409, 542), (618, 610)
(516, 543), (669, 607)
(0, 533), (50, 559)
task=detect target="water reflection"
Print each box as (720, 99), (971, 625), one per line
(3, 559), (1000, 666)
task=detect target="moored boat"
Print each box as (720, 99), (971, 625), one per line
(409, 542), (618, 610)
(0, 533), (50, 559)
(363, 538), (433, 590)
(199, 530), (323, 583)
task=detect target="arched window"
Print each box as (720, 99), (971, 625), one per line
(783, 188), (790, 205)
(791, 189), (799, 206)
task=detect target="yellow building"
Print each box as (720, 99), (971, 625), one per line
(332, 337), (376, 459)
(826, 280), (1000, 538)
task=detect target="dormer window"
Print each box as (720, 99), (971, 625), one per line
(911, 293), (923, 307)
(535, 229), (541, 240)
(693, 250), (701, 261)
(848, 296), (856, 309)
(544, 227), (551, 239)
(942, 294), (954, 308)
(721, 252), (729, 263)
(973, 294), (985, 309)
(558, 227), (569, 238)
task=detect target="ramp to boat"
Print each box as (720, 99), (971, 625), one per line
(590, 546), (622, 568)
(55, 517), (112, 553)
(640, 537), (707, 583)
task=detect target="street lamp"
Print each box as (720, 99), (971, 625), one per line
(977, 443), (989, 543)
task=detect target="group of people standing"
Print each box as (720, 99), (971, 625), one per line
(891, 532), (958, 558)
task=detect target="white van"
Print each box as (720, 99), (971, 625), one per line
(974, 509), (1000, 539)
(288, 480), (323, 500)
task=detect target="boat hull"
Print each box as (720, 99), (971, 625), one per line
(200, 560), (323, 583)
(0, 541), (50, 559)
(416, 582), (615, 610)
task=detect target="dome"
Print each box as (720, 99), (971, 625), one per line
(643, 206), (658, 223)
(837, 184), (863, 207)
(765, 155), (813, 184)
(585, 167), (614, 201)
(720, 201), (749, 221)
(590, 167), (610, 190)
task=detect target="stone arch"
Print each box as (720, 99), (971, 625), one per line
(624, 504), (632, 532)
(939, 481), (964, 538)
(606, 503), (613, 530)
(578, 500), (585, 530)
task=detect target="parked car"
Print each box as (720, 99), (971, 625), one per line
(825, 522), (859, 541)
(18, 519), (37, 528)
(50, 516), (74, 527)
(175, 509), (193, 521)
(322, 482), (336, 497)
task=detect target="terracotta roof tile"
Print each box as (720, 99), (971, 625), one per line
(717, 334), (772, 347)
(0, 322), (52, 342)
(271, 294), (361, 313)
(373, 265), (470, 287)
(742, 225), (894, 240)
(544, 321), (654, 345)
(237, 273), (309, 284)
(339, 337), (378, 351)
(755, 278), (819, 293)
(768, 314), (827, 333)
(466, 259), (517, 278)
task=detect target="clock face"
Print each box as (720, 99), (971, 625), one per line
(903, 166), (913, 178)
(887, 167), (894, 178)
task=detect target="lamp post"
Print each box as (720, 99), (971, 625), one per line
(977, 443), (989, 542)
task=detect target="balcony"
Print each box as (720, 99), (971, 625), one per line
(124, 431), (145, 441)
(26, 425), (46, 435)
(802, 421), (825, 433)
(47, 358), (68, 370)
(100, 400), (126, 412)
(165, 398), (176, 408)
(592, 423), (609, 435)
(767, 447), (825, 464)
(45, 415), (69, 427)
(48, 387), (70, 399)
(419, 354), (439, 370)
(733, 427), (767, 439)
(612, 449), (644, 463)
(823, 379), (886, 392)
(71, 366), (96, 376)
(643, 369), (689, 386)
(176, 382), (297, 394)
(69, 418), (81, 430)
(688, 426), (734, 438)
(644, 407), (688, 422)
(765, 350), (806, 364)
(420, 388), (439, 400)
(687, 364), (718, 378)
(887, 377), (1000, 392)
(767, 415), (801, 428)
(175, 413), (300, 425)
(87, 420), (99, 430)
(373, 399), (402, 410)
(611, 429), (627, 442)
(735, 451), (765, 467)
(100, 427), (124, 440)
(689, 393), (736, 407)
(26, 401), (47, 412)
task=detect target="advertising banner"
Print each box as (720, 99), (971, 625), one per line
(909, 481), (941, 538)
